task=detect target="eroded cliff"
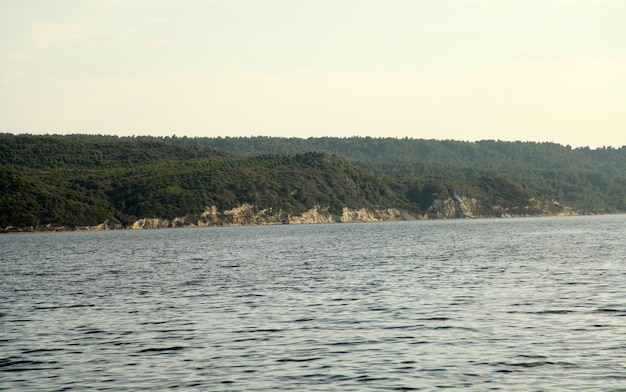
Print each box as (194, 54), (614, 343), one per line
(126, 194), (577, 230)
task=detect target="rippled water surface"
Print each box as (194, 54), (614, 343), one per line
(1, 215), (626, 391)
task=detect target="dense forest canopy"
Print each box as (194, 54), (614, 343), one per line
(57, 134), (626, 212)
(0, 134), (577, 229)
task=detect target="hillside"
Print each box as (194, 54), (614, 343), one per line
(1, 135), (573, 231)
(78, 135), (624, 213)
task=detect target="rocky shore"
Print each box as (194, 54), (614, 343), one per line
(1, 194), (579, 233)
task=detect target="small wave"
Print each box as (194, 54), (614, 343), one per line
(489, 360), (555, 371)
(495, 368), (520, 373)
(492, 360), (578, 370)
(593, 308), (626, 315)
(33, 305), (61, 311)
(328, 341), (364, 346)
(276, 357), (321, 363)
(137, 346), (186, 353)
(237, 293), (265, 298)
(80, 328), (107, 335)
(327, 374), (351, 381)
(0, 357), (59, 372)
(233, 337), (269, 343)
(381, 324), (420, 330)
(0, 358), (40, 368)
(409, 340), (430, 345)
(331, 297), (358, 302)
(536, 309), (576, 315)
(598, 374), (626, 380)
(66, 304), (95, 309)
(517, 354), (547, 359)
(430, 325), (478, 332)
(510, 361), (555, 368)
(139, 320), (168, 325)
(247, 328), (284, 333)
(354, 375), (393, 382)
(21, 348), (64, 354)
(182, 280), (203, 286)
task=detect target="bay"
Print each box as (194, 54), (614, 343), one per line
(1, 215), (625, 391)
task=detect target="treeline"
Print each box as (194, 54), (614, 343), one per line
(64, 134), (624, 213)
(1, 134), (560, 229)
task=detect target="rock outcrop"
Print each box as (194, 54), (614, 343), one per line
(424, 194), (576, 220)
(427, 195), (482, 219)
(125, 195), (578, 230)
(1, 194), (579, 233)
(83, 219), (124, 231)
(129, 204), (418, 229)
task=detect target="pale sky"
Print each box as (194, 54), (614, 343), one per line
(1, 0), (625, 147)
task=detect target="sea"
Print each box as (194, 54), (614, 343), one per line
(1, 215), (625, 391)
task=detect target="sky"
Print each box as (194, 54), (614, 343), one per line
(1, 0), (625, 148)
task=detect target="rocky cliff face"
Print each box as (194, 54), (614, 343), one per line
(2, 193), (576, 233)
(427, 195), (482, 219)
(424, 194), (575, 220)
(128, 204), (413, 229)
(126, 194), (577, 230)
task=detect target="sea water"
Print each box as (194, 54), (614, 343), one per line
(1, 215), (625, 391)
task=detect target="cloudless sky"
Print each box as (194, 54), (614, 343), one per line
(1, 0), (625, 147)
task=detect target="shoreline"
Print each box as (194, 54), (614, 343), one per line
(1, 208), (603, 235)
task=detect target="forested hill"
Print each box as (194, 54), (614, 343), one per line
(1, 134), (570, 230)
(66, 135), (624, 213)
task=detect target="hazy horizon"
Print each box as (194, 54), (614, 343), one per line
(6, 132), (625, 151)
(1, 0), (625, 148)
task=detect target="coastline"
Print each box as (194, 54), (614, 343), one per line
(1, 202), (590, 234)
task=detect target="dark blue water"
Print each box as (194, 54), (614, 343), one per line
(1, 215), (625, 391)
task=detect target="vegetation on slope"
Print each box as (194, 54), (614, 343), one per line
(71, 135), (624, 213)
(1, 134), (562, 229)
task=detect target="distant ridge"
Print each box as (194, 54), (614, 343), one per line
(0, 134), (578, 232)
(82, 134), (623, 214)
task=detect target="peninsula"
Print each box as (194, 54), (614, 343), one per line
(2, 134), (615, 232)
